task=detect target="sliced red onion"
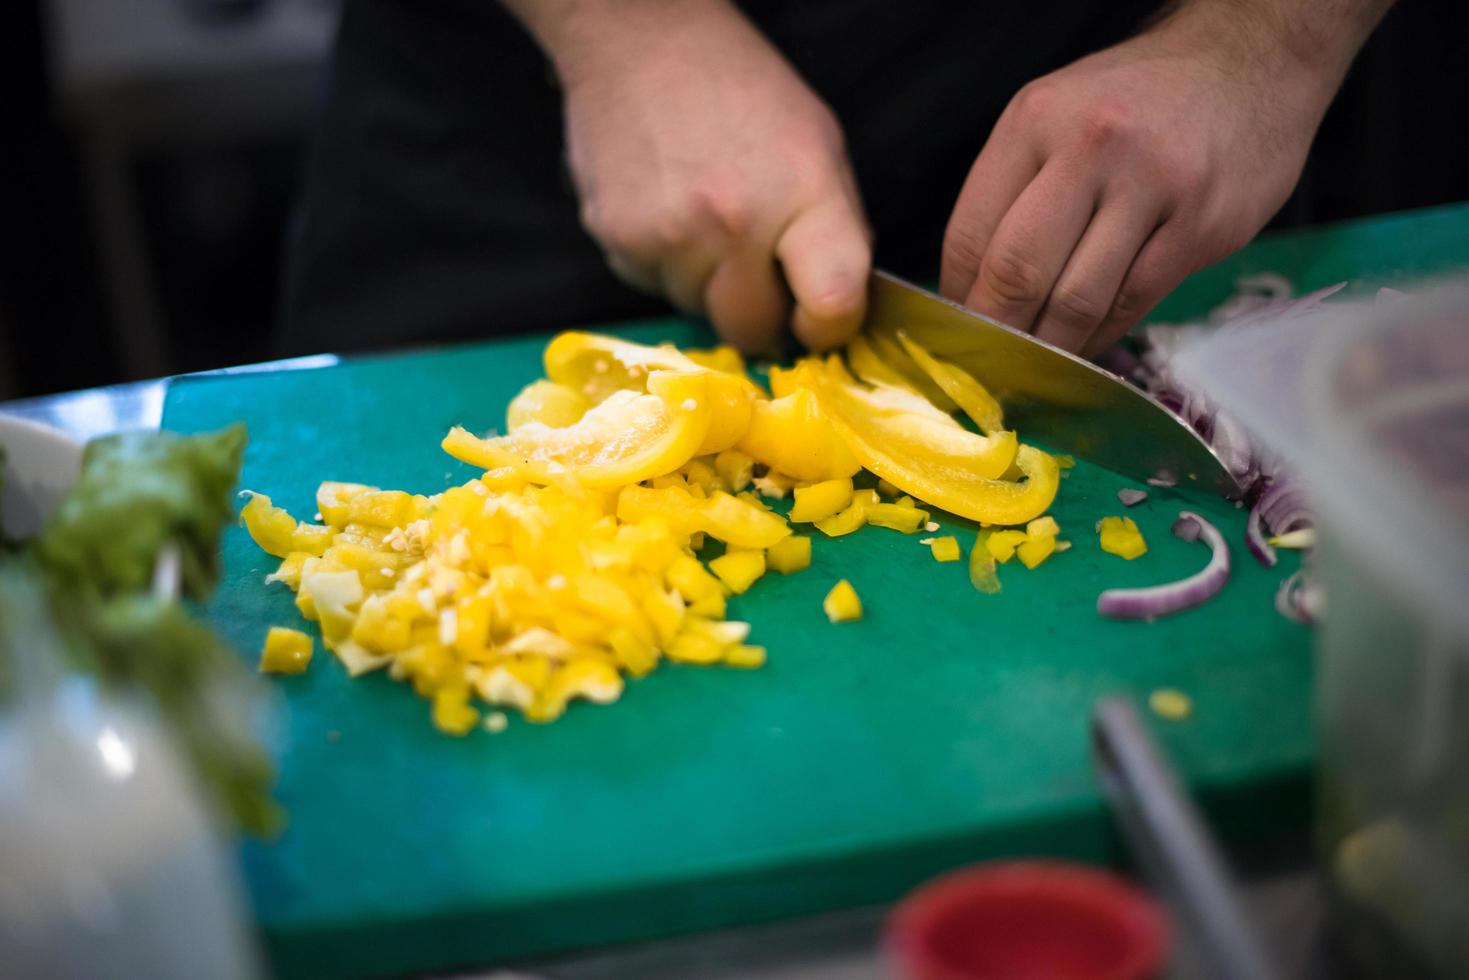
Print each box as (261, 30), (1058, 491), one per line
(1098, 511), (1230, 620)
(1117, 488), (1148, 507)
(1146, 471), (1178, 488)
(1245, 499), (1277, 568)
(1275, 570), (1325, 624)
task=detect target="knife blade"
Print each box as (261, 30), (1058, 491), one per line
(863, 270), (1237, 496)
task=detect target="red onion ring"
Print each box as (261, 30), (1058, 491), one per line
(1097, 512), (1230, 620)
(1245, 500), (1277, 567)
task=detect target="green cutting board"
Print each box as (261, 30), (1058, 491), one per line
(163, 203), (1469, 980)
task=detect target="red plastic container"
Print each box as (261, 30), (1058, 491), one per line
(885, 861), (1170, 980)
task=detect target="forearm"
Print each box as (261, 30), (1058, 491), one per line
(500, 0), (744, 87)
(1158, 0), (1395, 100)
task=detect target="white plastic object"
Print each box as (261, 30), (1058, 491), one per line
(1173, 279), (1469, 978)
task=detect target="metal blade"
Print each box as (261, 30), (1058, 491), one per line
(864, 271), (1237, 496)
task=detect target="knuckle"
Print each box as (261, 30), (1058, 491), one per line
(1010, 79), (1059, 121)
(694, 182), (755, 239)
(941, 225), (985, 283)
(1109, 279), (1157, 324)
(980, 248), (1048, 308)
(1048, 283), (1109, 326)
(1075, 102), (1133, 154)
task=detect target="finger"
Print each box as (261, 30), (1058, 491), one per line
(939, 132), (1041, 302)
(658, 241), (724, 316)
(1083, 220), (1196, 359)
(962, 161), (1097, 332)
(605, 251), (662, 296)
(703, 248), (791, 355)
(775, 195), (871, 351)
(1031, 199), (1162, 353)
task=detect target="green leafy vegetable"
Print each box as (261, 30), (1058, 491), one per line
(3, 423), (279, 834)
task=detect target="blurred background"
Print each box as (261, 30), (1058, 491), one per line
(3, 0), (1467, 401)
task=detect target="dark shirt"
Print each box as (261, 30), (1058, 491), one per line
(280, 0), (1160, 356)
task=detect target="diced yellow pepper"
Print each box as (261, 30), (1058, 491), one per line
(667, 631), (724, 664)
(682, 457), (723, 494)
(1149, 688), (1193, 721)
(260, 626), (312, 674)
(316, 482), (375, 528)
(345, 489), (419, 528)
(709, 550), (766, 594)
(240, 492), (299, 559)
(688, 590), (727, 619)
(714, 449), (755, 493)
(789, 477), (855, 523)
(609, 627), (659, 676)
(432, 683), (480, 736)
(985, 529), (1029, 563)
(925, 536), (961, 562)
(290, 522), (334, 556)
(823, 579), (863, 622)
(266, 551), (311, 590)
(1016, 534), (1057, 569)
(666, 553), (724, 603)
(526, 658), (625, 723)
(766, 535), (811, 574)
(1097, 516), (1148, 560)
(724, 644), (767, 669)
(1027, 516), (1061, 539)
(617, 485), (791, 549)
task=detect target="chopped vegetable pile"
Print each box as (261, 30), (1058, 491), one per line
(242, 332), (1071, 733)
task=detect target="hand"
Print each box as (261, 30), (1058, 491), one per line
(940, 3), (1357, 358)
(522, 0), (871, 353)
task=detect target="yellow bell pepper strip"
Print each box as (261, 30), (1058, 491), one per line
(896, 332), (1005, 434)
(506, 379), (590, 431)
(811, 372), (1058, 526)
(865, 502), (928, 533)
(823, 579), (863, 622)
(766, 535), (811, 574)
(985, 529), (1029, 563)
(845, 334), (924, 393)
(921, 536), (961, 562)
(684, 345), (746, 374)
(737, 387), (862, 482)
(260, 626), (312, 674)
(789, 477), (855, 523)
(814, 498), (867, 537)
(616, 484), (791, 549)
(861, 331), (962, 414)
(708, 550), (766, 594)
(442, 370), (712, 490)
(969, 531), (1002, 593)
(240, 492), (298, 558)
(1097, 516), (1148, 559)
(542, 332), (759, 455)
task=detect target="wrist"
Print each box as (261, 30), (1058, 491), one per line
(503, 0), (739, 90)
(1154, 0), (1384, 109)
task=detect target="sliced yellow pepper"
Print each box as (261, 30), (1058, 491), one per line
(896, 332), (1005, 434)
(737, 388), (861, 482)
(1097, 516), (1148, 560)
(1016, 535), (1057, 569)
(865, 502), (928, 533)
(240, 492), (298, 558)
(970, 531), (1002, 594)
(506, 379), (589, 431)
(724, 644), (767, 668)
(442, 370), (711, 489)
(860, 331), (961, 414)
(810, 370), (1056, 525)
(789, 477), (854, 523)
(713, 449), (755, 493)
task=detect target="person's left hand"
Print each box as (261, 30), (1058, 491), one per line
(939, 4), (1347, 358)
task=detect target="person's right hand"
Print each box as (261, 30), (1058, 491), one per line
(512, 0), (872, 353)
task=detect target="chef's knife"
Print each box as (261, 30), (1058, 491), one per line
(863, 270), (1237, 496)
